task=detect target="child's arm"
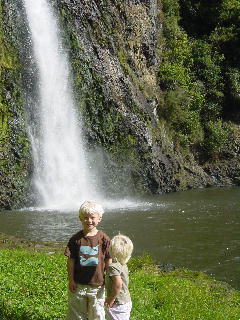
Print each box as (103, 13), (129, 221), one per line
(105, 275), (122, 308)
(67, 257), (77, 292)
(105, 257), (112, 269)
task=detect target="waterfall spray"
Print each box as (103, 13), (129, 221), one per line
(23, 0), (98, 209)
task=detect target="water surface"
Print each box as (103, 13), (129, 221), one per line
(0, 187), (239, 289)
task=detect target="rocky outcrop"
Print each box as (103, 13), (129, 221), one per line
(55, 0), (186, 195)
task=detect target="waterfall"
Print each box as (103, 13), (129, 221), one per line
(23, 0), (98, 210)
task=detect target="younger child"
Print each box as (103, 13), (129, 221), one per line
(105, 234), (133, 320)
(64, 200), (111, 320)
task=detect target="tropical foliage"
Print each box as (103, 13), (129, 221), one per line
(159, 0), (240, 157)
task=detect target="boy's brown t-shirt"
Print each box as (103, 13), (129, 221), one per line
(65, 230), (110, 286)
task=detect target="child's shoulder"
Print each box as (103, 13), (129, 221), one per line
(110, 260), (128, 269)
(97, 230), (110, 241)
(107, 261), (125, 274)
(68, 230), (84, 241)
(109, 261), (120, 268)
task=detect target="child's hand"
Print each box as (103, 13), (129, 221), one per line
(105, 297), (115, 308)
(69, 280), (77, 293)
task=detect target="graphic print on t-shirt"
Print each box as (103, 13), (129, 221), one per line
(79, 244), (99, 266)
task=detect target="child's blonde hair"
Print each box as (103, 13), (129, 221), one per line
(110, 234), (133, 265)
(79, 201), (104, 218)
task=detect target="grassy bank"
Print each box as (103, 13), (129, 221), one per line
(0, 235), (239, 319)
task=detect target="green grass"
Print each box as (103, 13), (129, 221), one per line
(0, 249), (67, 319)
(129, 255), (240, 320)
(0, 249), (239, 319)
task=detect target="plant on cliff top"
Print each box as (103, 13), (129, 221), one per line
(159, 0), (225, 156)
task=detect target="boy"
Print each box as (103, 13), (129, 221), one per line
(105, 234), (133, 320)
(65, 201), (111, 320)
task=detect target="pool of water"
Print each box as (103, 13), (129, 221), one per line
(0, 187), (239, 289)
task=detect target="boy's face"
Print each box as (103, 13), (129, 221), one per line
(79, 212), (102, 232)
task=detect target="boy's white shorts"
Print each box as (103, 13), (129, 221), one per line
(66, 284), (105, 320)
(105, 301), (132, 320)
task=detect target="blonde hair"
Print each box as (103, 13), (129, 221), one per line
(110, 234), (133, 265)
(79, 201), (104, 218)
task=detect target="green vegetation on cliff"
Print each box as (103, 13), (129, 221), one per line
(0, 2), (30, 209)
(0, 237), (239, 320)
(158, 0), (240, 159)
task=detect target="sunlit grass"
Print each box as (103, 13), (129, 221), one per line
(129, 255), (240, 320)
(0, 249), (239, 319)
(0, 249), (67, 319)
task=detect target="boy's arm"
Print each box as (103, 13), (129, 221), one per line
(103, 235), (112, 269)
(67, 257), (77, 293)
(105, 275), (122, 308)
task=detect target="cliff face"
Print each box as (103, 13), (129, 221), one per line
(57, 0), (183, 196)
(1, 0), (240, 209)
(53, 1), (191, 194)
(55, 0), (228, 195)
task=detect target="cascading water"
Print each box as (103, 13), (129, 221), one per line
(23, 0), (99, 210)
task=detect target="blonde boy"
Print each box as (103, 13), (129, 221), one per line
(65, 201), (111, 320)
(105, 235), (133, 320)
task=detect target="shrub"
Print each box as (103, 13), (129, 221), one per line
(158, 0), (231, 157)
(204, 119), (228, 158)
